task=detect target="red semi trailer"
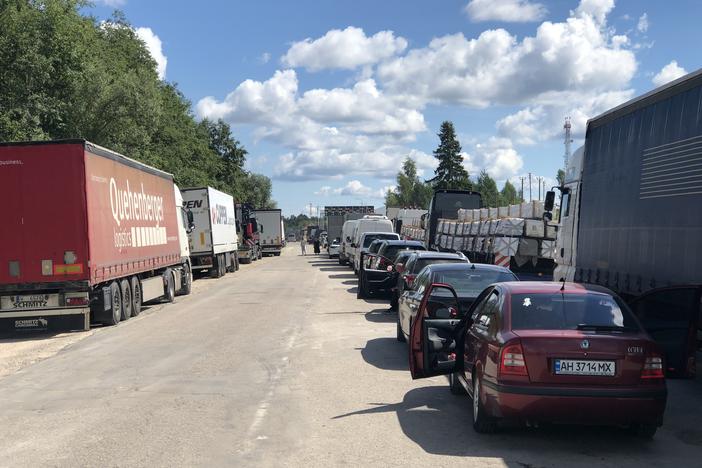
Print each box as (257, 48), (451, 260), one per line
(0, 140), (193, 332)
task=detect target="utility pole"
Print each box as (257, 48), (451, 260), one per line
(528, 172), (533, 201)
(537, 176), (543, 200)
(519, 176), (526, 202)
(564, 117), (572, 173)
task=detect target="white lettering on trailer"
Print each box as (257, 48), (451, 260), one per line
(109, 178), (165, 228)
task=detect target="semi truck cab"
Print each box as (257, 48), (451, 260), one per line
(553, 146), (584, 283)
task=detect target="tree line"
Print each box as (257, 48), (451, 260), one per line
(386, 121), (523, 209)
(0, 0), (275, 208)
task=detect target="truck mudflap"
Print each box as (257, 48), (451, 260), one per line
(0, 308), (90, 332)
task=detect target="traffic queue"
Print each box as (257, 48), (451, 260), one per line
(318, 214), (667, 439)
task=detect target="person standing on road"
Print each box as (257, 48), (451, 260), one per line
(300, 235), (306, 256)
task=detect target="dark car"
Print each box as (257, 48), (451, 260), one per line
(362, 239), (388, 270)
(409, 281), (667, 437)
(392, 251), (469, 310)
(357, 240), (426, 299)
(397, 263), (517, 343)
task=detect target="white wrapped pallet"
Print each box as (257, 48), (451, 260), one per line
(472, 209), (481, 221)
(488, 219), (499, 235)
(494, 237), (519, 256)
(495, 218), (525, 236)
(540, 240), (556, 259)
(498, 206), (509, 218)
(480, 208), (489, 221)
(464, 236), (474, 251)
(470, 221), (480, 235)
(458, 222), (467, 236)
(517, 238), (539, 256)
(521, 200), (545, 219)
(464, 209), (474, 222)
(457, 209), (466, 221)
(524, 219), (544, 238)
(508, 204), (521, 217)
(479, 221), (490, 235)
(452, 236), (464, 251)
(488, 207), (499, 219)
(437, 219), (445, 235)
(545, 224), (557, 239)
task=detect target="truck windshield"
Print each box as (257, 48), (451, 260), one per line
(433, 192), (481, 219)
(510, 293), (640, 331)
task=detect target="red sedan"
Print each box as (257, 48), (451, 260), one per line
(409, 281), (667, 437)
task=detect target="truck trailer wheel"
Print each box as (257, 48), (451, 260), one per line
(131, 276), (142, 316)
(226, 254), (236, 273)
(105, 281), (122, 326)
(240, 254), (251, 265)
(163, 270), (175, 303)
(234, 253), (240, 271)
(119, 279), (133, 321)
(210, 255), (224, 278)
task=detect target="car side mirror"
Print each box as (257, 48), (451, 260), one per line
(186, 210), (195, 233)
(544, 191), (555, 212)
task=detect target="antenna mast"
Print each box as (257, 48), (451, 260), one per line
(563, 117), (572, 172)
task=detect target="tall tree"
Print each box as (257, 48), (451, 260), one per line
(474, 170), (500, 207)
(385, 157), (433, 208)
(428, 121), (471, 190)
(556, 169), (566, 186)
(500, 180), (520, 205)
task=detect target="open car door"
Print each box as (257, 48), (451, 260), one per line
(409, 283), (462, 379)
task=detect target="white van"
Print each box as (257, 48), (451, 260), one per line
(349, 215), (394, 273)
(339, 219), (359, 265)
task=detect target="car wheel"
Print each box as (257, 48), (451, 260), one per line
(630, 423), (657, 439)
(105, 281), (122, 326)
(472, 376), (497, 433)
(396, 316), (406, 342)
(131, 276), (142, 316)
(178, 263), (192, 296)
(163, 270), (175, 303)
(119, 279), (132, 321)
(338, 256), (343, 265)
(449, 372), (468, 395)
(390, 293), (399, 311)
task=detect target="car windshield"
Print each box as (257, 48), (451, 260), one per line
(510, 293), (640, 331)
(432, 269), (516, 296)
(433, 192), (481, 219)
(413, 258), (465, 273)
(363, 233), (397, 248)
(383, 245), (425, 262)
(368, 241), (384, 254)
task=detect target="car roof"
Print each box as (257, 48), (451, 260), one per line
(425, 262), (512, 274)
(380, 240), (424, 247)
(360, 231), (398, 237)
(497, 281), (616, 295)
(410, 251), (466, 260)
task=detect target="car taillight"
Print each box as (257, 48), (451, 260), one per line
(65, 295), (89, 306)
(499, 342), (528, 377)
(641, 354), (664, 379)
(405, 274), (416, 286)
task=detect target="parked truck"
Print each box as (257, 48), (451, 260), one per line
(551, 69), (702, 377)
(254, 209), (283, 256)
(182, 187), (239, 278)
(235, 203), (262, 264)
(0, 140), (193, 331)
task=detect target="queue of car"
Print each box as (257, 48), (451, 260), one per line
(323, 215), (668, 439)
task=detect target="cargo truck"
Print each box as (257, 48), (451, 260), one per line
(254, 209), (283, 256)
(0, 140), (193, 332)
(235, 203), (261, 264)
(551, 69), (702, 378)
(182, 187), (239, 278)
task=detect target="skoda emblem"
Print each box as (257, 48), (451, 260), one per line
(580, 340), (590, 350)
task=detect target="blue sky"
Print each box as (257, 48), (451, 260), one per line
(90, 0), (702, 216)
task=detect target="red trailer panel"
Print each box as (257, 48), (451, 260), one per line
(0, 142), (90, 285)
(83, 145), (181, 284)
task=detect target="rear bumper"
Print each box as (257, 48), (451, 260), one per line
(483, 381), (667, 425)
(0, 307), (90, 332)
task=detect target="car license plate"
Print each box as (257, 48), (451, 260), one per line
(554, 359), (615, 376)
(0, 294), (59, 310)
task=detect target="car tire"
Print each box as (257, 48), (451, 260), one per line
(396, 316), (406, 342)
(178, 263), (192, 296)
(163, 270), (175, 303)
(449, 372), (468, 395)
(105, 281), (122, 326)
(338, 256), (344, 265)
(357, 273), (366, 299)
(630, 423), (657, 439)
(210, 255), (223, 278)
(390, 293), (399, 311)
(119, 279), (132, 321)
(472, 376), (497, 433)
(131, 276), (142, 317)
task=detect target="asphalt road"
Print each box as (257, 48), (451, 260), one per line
(1, 247), (701, 467)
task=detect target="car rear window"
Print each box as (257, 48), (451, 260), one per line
(382, 245), (426, 262)
(413, 258), (465, 273)
(510, 293), (640, 331)
(432, 269), (516, 296)
(363, 234), (397, 248)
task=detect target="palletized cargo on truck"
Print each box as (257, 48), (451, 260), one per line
(0, 140), (192, 331)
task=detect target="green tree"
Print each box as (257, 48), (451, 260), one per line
(500, 180), (520, 205)
(428, 121), (471, 190)
(385, 157), (433, 208)
(243, 173), (276, 209)
(199, 118), (248, 198)
(556, 168), (566, 186)
(474, 170), (500, 207)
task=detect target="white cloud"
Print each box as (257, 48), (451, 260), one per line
(463, 138), (524, 180)
(637, 13), (649, 33)
(652, 60), (687, 87)
(97, 0), (126, 6)
(135, 27), (167, 79)
(315, 180), (391, 200)
(258, 52), (271, 64)
(574, 0), (614, 25)
(282, 27), (407, 71)
(464, 0), (547, 23)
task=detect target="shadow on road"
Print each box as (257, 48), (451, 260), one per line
(364, 308), (395, 323)
(321, 267), (351, 272)
(332, 386), (653, 462)
(358, 337), (407, 371)
(328, 273), (357, 280)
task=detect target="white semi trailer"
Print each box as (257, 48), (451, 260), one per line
(182, 187), (239, 278)
(254, 209), (283, 256)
